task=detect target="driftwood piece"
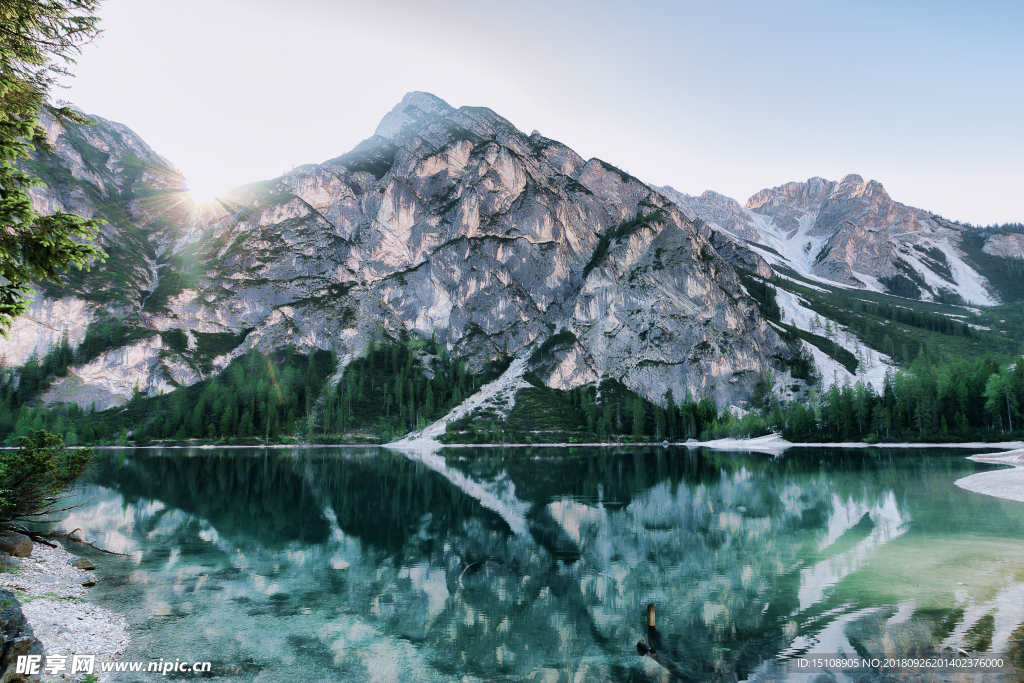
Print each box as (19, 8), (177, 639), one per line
(637, 605), (684, 679)
(636, 637), (686, 679)
(26, 528), (129, 556)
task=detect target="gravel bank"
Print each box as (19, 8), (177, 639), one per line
(955, 449), (1024, 504)
(0, 541), (129, 681)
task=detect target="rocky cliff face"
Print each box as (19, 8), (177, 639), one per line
(0, 296), (93, 367)
(27, 107), (188, 303)
(182, 94), (787, 404)
(983, 233), (1024, 259)
(4, 93), (791, 408)
(2, 109), (208, 407)
(661, 175), (999, 305)
(9, 93), (1022, 412)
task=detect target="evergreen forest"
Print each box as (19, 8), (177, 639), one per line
(2, 262), (1023, 446)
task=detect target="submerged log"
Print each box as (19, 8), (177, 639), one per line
(636, 637), (686, 680)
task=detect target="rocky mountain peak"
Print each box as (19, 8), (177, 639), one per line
(745, 176), (834, 213)
(2, 95), (816, 411)
(831, 173), (890, 202)
(373, 92), (456, 140)
(665, 172), (998, 305)
(697, 189), (734, 203)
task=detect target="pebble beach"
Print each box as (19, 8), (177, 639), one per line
(0, 541), (129, 681)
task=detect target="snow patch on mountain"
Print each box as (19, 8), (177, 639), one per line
(936, 239), (997, 305)
(748, 211), (829, 276)
(390, 357), (529, 450)
(850, 271), (885, 292)
(774, 287), (892, 392)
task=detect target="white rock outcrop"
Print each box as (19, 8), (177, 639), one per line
(983, 233), (1024, 259)
(0, 296), (93, 367)
(42, 336), (174, 410)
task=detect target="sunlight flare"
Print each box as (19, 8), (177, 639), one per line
(185, 180), (223, 206)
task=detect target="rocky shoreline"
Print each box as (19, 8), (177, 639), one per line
(0, 541), (129, 682)
(391, 431), (1024, 455)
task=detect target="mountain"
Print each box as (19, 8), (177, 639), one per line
(2, 108), (198, 408)
(659, 176), (1009, 306)
(2, 93), (792, 411)
(5, 92), (1023, 430)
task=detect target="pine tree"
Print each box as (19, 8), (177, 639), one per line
(632, 398), (645, 440)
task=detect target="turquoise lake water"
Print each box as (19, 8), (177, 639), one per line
(56, 446), (1024, 682)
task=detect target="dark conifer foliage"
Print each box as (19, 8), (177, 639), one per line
(0, 337), (514, 445)
(2, 333), (1023, 446)
(779, 355), (1024, 443)
(325, 337), (510, 442)
(1, 347), (337, 445)
(442, 375), (744, 444)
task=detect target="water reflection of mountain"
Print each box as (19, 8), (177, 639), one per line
(65, 447), (1024, 682)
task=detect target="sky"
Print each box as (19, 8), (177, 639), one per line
(60, 0), (1024, 224)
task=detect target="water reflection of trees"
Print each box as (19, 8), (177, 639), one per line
(443, 446), (736, 510)
(93, 449), (333, 545)
(93, 449), (513, 555)
(310, 451), (510, 557)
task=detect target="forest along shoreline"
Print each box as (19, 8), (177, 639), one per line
(46, 436), (1024, 452)
(7, 338), (1024, 451)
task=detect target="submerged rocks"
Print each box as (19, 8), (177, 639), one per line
(70, 557), (96, 570)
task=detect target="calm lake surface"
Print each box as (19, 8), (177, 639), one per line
(57, 446), (1024, 682)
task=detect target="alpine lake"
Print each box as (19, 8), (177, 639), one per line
(54, 445), (1024, 682)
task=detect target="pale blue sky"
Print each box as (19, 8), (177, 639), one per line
(63, 0), (1023, 223)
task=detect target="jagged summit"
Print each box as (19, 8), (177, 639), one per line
(746, 176), (834, 214)
(373, 91), (455, 140)
(662, 174), (998, 305)
(745, 175), (889, 213)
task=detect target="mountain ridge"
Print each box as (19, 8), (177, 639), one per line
(3, 93), (792, 412)
(2, 92), (1022, 422)
(659, 173), (1019, 306)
